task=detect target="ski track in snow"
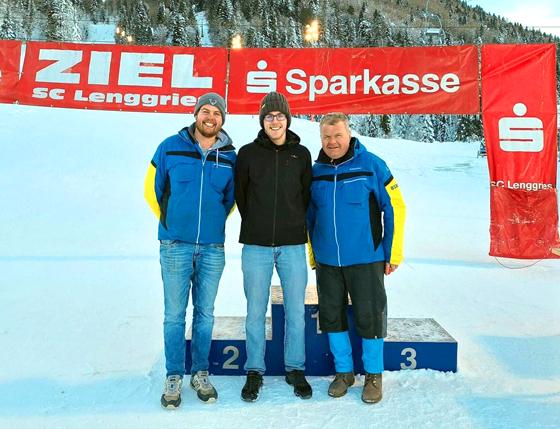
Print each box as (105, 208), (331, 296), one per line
(0, 104), (559, 428)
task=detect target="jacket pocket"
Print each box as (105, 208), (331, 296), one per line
(341, 178), (368, 205)
(171, 165), (195, 183)
(210, 164), (232, 192)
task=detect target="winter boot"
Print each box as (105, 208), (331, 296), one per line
(285, 370), (312, 399)
(362, 373), (382, 404)
(190, 370), (218, 403)
(241, 370), (263, 402)
(328, 372), (355, 398)
(161, 375), (183, 409)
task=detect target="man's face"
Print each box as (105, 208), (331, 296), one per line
(263, 110), (287, 144)
(321, 120), (351, 159)
(195, 105), (223, 138)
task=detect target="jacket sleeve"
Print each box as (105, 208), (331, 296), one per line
(144, 145), (165, 219)
(224, 153), (237, 217)
(234, 148), (249, 219)
(306, 192), (317, 269)
(301, 148), (312, 210)
(377, 160), (406, 265)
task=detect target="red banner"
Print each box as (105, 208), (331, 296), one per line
(482, 44), (559, 259)
(15, 42), (228, 113)
(228, 46), (479, 114)
(0, 40), (22, 103)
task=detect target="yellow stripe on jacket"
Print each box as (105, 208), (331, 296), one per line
(385, 178), (406, 265)
(144, 163), (160, 218)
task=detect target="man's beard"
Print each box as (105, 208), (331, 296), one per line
(195, 120), (220, 138)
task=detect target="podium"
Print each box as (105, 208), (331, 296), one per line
(185, 285), (457, 375)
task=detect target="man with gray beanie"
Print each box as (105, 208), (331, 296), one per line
(235, 91), (312, 401)
(144, 92), (236, 408)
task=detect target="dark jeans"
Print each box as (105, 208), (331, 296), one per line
(316, 261), (387, 339)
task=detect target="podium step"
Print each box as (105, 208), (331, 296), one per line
(185, 285), (457, 375)
(186, 316), (272, 340)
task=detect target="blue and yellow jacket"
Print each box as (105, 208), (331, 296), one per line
(144, 124), (236, 244)
(307, 138), (405, 267)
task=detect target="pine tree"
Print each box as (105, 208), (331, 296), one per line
(321, 0), (332, 47)
(171, 11), (192, 45)
(372, 9), (391, 46)
(22, 0), (35, 39)
(85, 0), (103, 23)
(311, 0), (320, 18)
(129, 1), (153, 45)
(287, 19), (302, 48)
(45, 0), (82, 42)
(358, 16), (373, 46)
(419, 115), (435, 143)
(0, 8), (18, 39)
(380, 114), (391, 137)
(157, 2), (167, 25)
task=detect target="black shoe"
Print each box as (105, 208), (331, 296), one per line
(285, 370), (312, 399)
(241, 370), (263, 402)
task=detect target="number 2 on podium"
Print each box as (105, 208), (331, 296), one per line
(223, 345), (240, 369)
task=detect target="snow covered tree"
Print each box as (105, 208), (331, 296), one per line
(0, 8), (18, 39)
(456, 115), (483, 142)
(339, 14), (357, 47)
(419, 115), (436, 143)
(129, 1), (153, 45)
(22, 0), (35, 39)
(358, 16), (374, 46)
(171, 11), (198, 46)
(85, 0), (103, 23)
(380, 114), (391, 137)
(309, 0), (320, 19)
(45, 0), (82, 42)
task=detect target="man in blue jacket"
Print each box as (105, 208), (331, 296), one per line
(307, 113), (405, 404)
(144, 93), (236, 408)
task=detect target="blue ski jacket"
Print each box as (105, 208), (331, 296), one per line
(144, 124), (236, 244)
(307, 138), (405, 267)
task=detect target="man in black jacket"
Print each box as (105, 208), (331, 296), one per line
(235, 92), (312, 402)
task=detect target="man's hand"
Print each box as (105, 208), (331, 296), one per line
(385, 263), (398, 275)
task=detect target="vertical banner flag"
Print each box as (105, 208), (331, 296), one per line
(482, 44), (559, 259)
(15, 42), (228, 113)
(228, 46), (479, 114)
(0, 40), (22, 103)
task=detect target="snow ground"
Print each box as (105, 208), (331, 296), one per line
(195, 12), (212, 48)
(0, 104), (559, 428)
(86, 24), (117, 44)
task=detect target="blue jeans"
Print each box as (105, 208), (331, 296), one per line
(160, 240), (225, 376)
(242, 244), (308, 374)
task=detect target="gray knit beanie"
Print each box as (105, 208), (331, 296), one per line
(194, 92), (226, 123)
(259, 91), (291, 128)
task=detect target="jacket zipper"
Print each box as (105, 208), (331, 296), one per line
(327, 157), (354, 267)
(272, 149), (279, 246)
(333, 165), (341, 266)
(196, 151), (209, 244)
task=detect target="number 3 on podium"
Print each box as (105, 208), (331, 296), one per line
(400, 347), (417, 369)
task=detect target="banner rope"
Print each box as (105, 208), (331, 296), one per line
(493, 257), (544, 269)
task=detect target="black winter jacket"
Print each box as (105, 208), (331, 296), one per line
(235, 129), (312, 246)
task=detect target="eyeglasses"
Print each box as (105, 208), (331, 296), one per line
(264, 113), (287, 122)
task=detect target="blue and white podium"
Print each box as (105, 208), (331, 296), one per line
(185, 285), (457, 375)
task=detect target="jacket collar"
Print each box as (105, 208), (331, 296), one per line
(178, 124), (235, 152)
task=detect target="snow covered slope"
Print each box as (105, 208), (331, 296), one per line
(0, 104), (558, 429)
